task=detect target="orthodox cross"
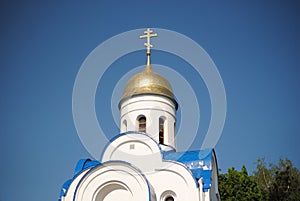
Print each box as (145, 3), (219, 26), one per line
(140, 28), (157, 56)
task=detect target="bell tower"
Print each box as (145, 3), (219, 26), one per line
(118, 28), (178, 150)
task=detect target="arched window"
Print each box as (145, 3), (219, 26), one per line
(165, 196), (174, 201)
(159, 117), (165, 144)
(122, 120), (127, 132)
(174, 122), (176, 135)
(138, 116), (146, 133)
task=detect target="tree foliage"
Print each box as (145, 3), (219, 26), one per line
(252, 158), (273, 200)
(219, 166), (263, 201)
(253, 158), (300, 201)
(218, 158), (300, 201)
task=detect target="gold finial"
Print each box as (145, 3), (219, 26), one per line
(140, 28), (157, 66)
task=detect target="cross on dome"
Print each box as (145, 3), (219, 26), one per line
(140, 28), (157, 66)
(140, 28), (157, 55)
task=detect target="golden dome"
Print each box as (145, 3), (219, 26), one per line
(120, 64), (177, 107)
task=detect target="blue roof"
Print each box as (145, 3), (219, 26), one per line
(59, 159), (100, 200)
(59, 148), (214, 200)
(163, 149), (213, 191)
(74, 159), (100, 175)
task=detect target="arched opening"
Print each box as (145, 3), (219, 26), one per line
(174, 122), (176, 135)
(165, 196), (174, 201)
(137, 116), (146, 133)
(122, 120), (127, 132)
(159, 117), (165, 144)
(94, 183), (132, 201)
(160, 190), (176, 201)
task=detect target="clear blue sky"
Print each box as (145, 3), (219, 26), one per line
(1, 1), (299, 201)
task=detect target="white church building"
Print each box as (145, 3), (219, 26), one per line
(59, 29), (221, 201)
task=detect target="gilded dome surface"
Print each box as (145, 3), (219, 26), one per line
(121, 65), (174, 101)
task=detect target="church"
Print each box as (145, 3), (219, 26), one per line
(59, 29), (221, 201)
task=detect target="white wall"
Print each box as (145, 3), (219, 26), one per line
(120, 94), (177, 149)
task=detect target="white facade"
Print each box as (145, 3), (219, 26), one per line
(60, 133), (220, 201)
(119, 94), (177, 149)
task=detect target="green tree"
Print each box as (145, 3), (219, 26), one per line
(252, 158), (272, 200)
(219, 166), (263, 201)
(253, 158), (300, 201)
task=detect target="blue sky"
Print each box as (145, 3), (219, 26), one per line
(1, 1), (299, 201)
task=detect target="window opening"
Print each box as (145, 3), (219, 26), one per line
(138, 116), (146, 133)
(159, 117), (165, 144)
(123, 120), (127, 132)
